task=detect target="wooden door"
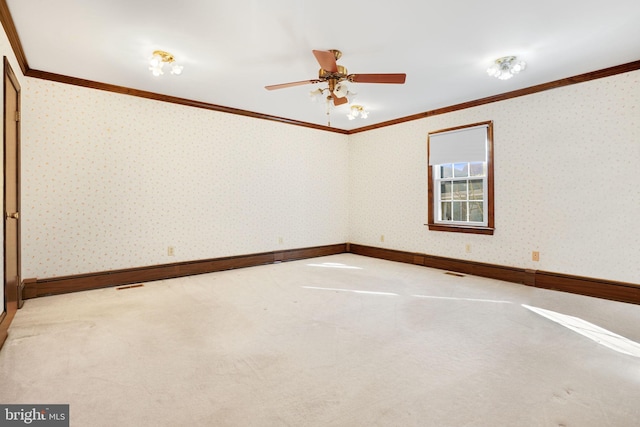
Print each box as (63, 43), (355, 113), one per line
(0, 57), (20, 349)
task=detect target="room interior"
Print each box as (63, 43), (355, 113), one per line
(0, 1), (639, 425)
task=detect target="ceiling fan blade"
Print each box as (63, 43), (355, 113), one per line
(349, 73), (406, 84)
(313, 50), (339, 72)
(265, 79), (321, 90)
(332, 94), (349, 106)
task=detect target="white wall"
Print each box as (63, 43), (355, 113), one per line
(22, 80), (349, 278)
(349, 70), (640, 284)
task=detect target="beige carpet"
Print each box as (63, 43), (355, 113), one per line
(1, 254), (639, 426)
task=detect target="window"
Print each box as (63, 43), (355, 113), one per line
(427, 121), (494, 235)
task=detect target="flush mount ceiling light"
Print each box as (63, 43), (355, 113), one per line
(149, 50), (183, 76)
(486, 56), (526, 80)
(347, 105), (369, 120)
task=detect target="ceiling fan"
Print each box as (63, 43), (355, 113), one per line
(265, 49), (406, 106)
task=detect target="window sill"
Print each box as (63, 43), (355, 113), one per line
(426, 223), (494, 235)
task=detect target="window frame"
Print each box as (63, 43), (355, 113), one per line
(427, 121), (494, 235)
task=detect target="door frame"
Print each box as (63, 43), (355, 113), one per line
(0, 56), (21, 349)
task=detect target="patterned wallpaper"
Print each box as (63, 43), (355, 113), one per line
(21, 80), (349, 278)
(349, 70), (640, 283)
(5, 17), (640, 284)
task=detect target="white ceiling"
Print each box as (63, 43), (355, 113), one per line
(6, 0), (640, 131)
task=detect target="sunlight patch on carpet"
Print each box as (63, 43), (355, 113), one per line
(523, 304), (640, 358)
(302, 286), (398, 296)
(306, 262), (363, 269)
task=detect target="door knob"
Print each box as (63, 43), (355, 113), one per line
(6, 212), (19, 219)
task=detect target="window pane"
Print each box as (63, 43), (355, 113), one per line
(470, 162), (485, 177)
(469, 179), (484, 200)
(441, 202), (452, 221)
(469, 202), (484, 222)
(428, 122), (493, 233)
(452, 181), (467, 200)
(440, 164), (453, 178)
(453, 201), (467, 221)
(453, 163), (468, 177)
(440, 181), (452, 200)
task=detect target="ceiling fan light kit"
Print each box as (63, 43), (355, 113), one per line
(486, 55), (526, 80)
(149, 50), (184, 76)
(309, 85), (355, 103)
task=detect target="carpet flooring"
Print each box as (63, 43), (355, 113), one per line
(1, 254), (639, 426)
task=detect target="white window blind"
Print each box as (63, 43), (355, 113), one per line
(428, 125), (488, 165)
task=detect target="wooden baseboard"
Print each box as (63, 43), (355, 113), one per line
(348, 244), (640, 305)
(22, 242), (640, 306)
(533, 270), (640, 305)
(349, 244), (533, 285)
(23, 243), (347, 299)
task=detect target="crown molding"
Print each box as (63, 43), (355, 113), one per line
(1, 0), (639, 135)
(24, 68), (348, 134)
(348, 59), (640, 134)
(0, 0), (28, 74)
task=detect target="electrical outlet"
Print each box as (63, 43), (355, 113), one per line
(168, 246), (175, 256)
(532, 251), (540, 262)
(380, 235), (385, 242)
(278, 237), (283, 245)
(465, 243), (471, 253)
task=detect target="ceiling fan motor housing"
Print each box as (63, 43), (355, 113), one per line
(319, 65), (348, 81)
